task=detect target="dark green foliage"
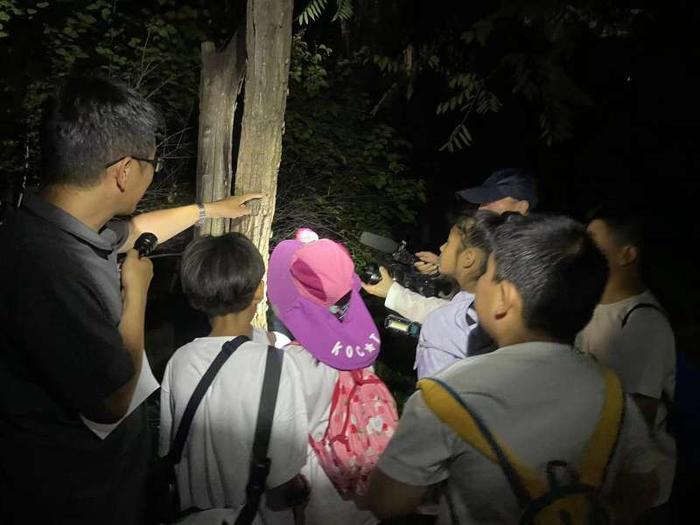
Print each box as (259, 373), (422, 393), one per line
(298, 0), (353, 26)
(355, 1), (643, 149)
(0, 0), (207, 212)
(276, 34), (426, 263)
(0, 3), (424, 261)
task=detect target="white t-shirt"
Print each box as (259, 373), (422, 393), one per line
(576, 290), (676, 504)
(385, 282), (449, 324)
(377, 342), (658, 525)
(284, 344), (378, 525)
(159, 329), (308, 525)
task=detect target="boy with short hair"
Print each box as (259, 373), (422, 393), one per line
(368, 214), (659, 524)
(577, 205), (676, 508)
(159, 233), (308, 524)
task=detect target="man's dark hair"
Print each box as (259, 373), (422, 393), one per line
(40, 75), (161, 187)
(586, 204), (645, 254)
(489, 214), (608, 343)
(181, 233), (265, 317)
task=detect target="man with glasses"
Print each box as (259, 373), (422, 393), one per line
(0, 75), (262, 524)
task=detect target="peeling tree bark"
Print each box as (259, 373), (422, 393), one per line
(195, 0), (292, 328)
(232, 0), (293, 327)
(196, 31), (246, 236)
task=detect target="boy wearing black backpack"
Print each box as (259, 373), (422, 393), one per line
(159, 233), (309, 524)
(368, 214), (659, 524)
(577, 205), (676, 515)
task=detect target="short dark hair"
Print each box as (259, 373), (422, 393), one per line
(489, 214), (608, 343)
(181, 233), (265, 317)
(40, 75), (161, 187)
(586, 204), (645, 253)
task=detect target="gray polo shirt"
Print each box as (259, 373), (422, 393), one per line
(377, 342), (658, 524)
(0, 193), (150, 524)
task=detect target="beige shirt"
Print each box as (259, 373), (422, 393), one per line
(577, 290), (676, 504)
(377, 342), (657, 525)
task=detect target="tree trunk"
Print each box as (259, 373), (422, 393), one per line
(196, 31), (246, 236)
(232, 0), (293, 327)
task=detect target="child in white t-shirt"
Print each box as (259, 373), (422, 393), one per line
(577, 206), (676, 508)
(159, 232), (309, 524)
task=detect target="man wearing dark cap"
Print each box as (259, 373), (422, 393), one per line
(363, 169), (538, 317)
(414, 168), (538, 274)
(456, 168), (538, 214)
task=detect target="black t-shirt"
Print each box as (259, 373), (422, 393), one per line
(0, 194), (151, 524)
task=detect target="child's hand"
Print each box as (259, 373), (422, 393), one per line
(415, 251), (440, 275)
(361, 266), (394, 298)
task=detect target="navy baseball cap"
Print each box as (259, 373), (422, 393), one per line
(457, 168), (538, 209)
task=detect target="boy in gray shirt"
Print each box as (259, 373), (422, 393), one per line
(368, 214), (659, 524)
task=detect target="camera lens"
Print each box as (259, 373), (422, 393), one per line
(362, 262), (382, 285)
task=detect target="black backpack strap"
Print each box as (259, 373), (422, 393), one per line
(168, 335), (249, 465)
(465, 305), (477, 327)
(621, 302), (666, 327)
(466, 325), (496, 357)
(235, 345), (284, 525)
(620, 302), (675, 419)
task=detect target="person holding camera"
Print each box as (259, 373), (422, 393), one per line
(412, 211), (511, 379)
(0, 76), (261, 525)
(362, 169), (537, 324)
(368, 214), (659, 524)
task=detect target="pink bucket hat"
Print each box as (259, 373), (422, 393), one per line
(268, 231), (381, 370)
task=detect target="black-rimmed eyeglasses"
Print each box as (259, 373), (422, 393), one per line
(104, 155), (163, 173)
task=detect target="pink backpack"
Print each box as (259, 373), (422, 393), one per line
(310, 368), (399, 497)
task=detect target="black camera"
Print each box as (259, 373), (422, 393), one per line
(358, 232), (451, 298)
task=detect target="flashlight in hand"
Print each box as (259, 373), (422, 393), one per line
(134, 233), (158, 258)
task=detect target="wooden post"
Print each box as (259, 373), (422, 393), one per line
(196, 31), (246, 236)
(233, 0), (293, 327)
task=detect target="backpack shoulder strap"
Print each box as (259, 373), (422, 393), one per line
(235, 345), (284, 525)
(168, 335), (249, 465)
(252, 346), (284, 466)
(579, 367), (625, 488)
(620, 302), (674, 414)
(419, 368), (625, 501)
(417, 378), (546, 505)
(621, 302), (667, 327)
